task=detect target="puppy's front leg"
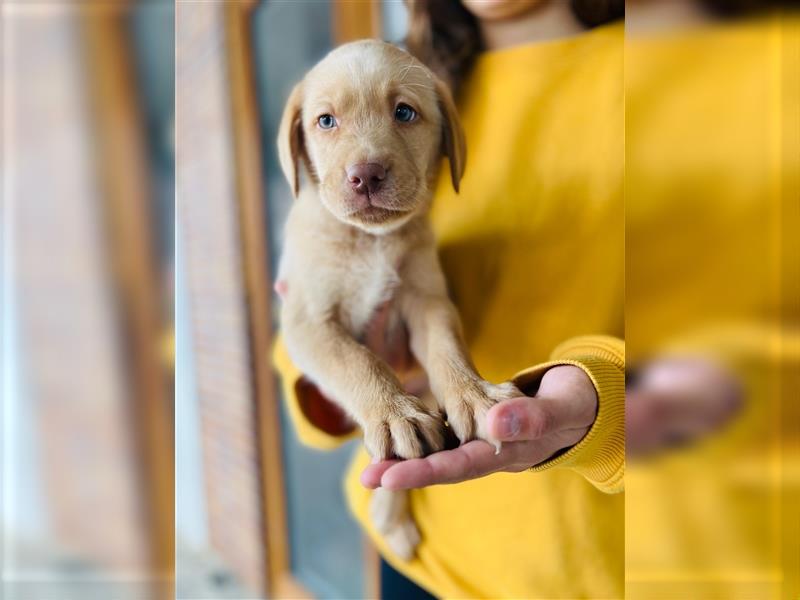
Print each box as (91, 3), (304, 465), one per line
(399, 281), (521, 450)
(402, 294), (520, 449)
(282, 303), (445, 460)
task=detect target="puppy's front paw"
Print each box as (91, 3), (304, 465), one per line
(444, 380), (522, 452)
(362, 395), (445, 460)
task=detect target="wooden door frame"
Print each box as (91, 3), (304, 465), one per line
(224, 2), (307, 599)
(81, 4), (174, 599)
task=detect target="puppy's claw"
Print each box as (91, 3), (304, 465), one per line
(363, 395), (446, 460)
(443, 379), (521, 452)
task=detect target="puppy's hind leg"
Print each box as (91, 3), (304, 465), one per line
(370, 487), (420, 561)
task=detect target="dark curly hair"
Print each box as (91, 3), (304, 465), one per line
(405, 0), (624, 94)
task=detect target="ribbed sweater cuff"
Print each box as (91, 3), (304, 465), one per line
(512, 336), (626, 494)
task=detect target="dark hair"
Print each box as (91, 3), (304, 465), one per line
(405, 0), (624, 94)
(701, 0), (791, 16)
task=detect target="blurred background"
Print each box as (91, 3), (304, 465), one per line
(625, 2), (798, 599)
(2, 1), (174, 599)
(3, 1), (798, 600)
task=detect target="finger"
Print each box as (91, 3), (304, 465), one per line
(360, 459), (400, 489)
(536, 366), (598, 427)
(487, 385), (598, 443)
(486, 397), (556, 442)
(380, 440), (514, 490)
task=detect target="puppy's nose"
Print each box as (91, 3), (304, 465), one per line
(347, 163), (386, 195)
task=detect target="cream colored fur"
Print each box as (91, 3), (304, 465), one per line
(276, 40), (521, 559)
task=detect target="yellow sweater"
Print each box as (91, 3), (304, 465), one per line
(274, 23), (625, 598)
(625, 15), (799, 599)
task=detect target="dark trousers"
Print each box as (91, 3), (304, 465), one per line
(380, 559), (437, 600)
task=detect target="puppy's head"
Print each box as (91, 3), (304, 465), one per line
(278, 40), (465, 234)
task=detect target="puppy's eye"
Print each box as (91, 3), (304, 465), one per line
(317, 114), (337, 129)
(394, 103), (417, 123)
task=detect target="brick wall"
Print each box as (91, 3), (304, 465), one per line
(176, 3), (267, 596)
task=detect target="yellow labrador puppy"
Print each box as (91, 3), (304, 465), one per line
(277, 40), (521, 559)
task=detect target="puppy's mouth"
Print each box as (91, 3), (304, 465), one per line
(351, 204), (410, 224)
(323, 173), (421, 229)
(342, 190), (415, 223)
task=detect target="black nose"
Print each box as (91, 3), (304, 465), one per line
(347, 162), (386, 195)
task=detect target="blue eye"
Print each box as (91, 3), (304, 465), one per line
(318, 114), (337, 129)
(394, 103), (417, 123)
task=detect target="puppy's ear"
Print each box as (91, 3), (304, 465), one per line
(277, 81), (304, 197)
(435, 79), (467, 193)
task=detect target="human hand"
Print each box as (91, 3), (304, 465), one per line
(626, 357), (743, 457)
(360, 365), (598, 490)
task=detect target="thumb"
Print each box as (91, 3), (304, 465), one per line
(486, 397), (555, 442)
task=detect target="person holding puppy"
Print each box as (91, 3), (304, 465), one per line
(274, 0), (624, 597)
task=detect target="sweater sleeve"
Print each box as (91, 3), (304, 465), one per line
(272, 334), (359, 450)
(511, 335), (625, 494)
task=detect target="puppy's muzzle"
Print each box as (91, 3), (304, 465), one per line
(347, 162), (387, 196)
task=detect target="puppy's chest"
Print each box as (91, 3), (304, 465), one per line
(337, 246), (405, 334)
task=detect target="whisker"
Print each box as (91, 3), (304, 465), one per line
(400, 83), (434, 91)
(400, 62), (433, 82)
